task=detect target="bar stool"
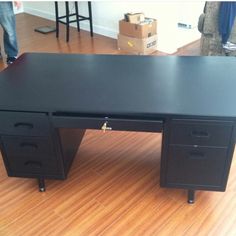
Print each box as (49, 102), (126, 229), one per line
(55, 1), (93, 42)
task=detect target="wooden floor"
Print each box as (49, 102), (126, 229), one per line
(0, 13), (235, 236)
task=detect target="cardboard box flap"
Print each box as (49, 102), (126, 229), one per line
(124, 13), (145, 24)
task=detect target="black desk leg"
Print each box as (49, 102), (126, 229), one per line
(75, 2), (80, 32)
(38, 178), (46, 192)
(188, 189), (195, 204)
(65, 2), (70, 42)
(88, 1), (93, 37)
(55, 1), (59, 38)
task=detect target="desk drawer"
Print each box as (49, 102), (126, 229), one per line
(170, 119), (233, 147)
(0, 112), (50, 136)
(166, 145), (228, 188)
(1, 136), (59, 175)
(2, 136), (55, 157)
(6, 157), (59, 176)
(52, 116), (163, 132)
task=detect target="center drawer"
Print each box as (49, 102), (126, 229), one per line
(170, 119), (233, 147)
(52, 115), (163, 132)
(0, 111), (50, 136)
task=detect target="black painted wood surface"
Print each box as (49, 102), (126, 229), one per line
(0, 53), (235, 119)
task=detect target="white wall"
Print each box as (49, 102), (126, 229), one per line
(23, 1), (205, 53)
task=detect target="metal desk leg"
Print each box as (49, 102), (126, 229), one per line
(188, 189), (195, 204)
(38, 178), (46, 192)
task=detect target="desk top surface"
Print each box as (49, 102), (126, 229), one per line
(0, 53), (236, 119)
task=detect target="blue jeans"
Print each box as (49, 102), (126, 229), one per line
(0, 2), (18, 57)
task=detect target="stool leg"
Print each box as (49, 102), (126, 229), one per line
(55, 1), (59, 38)
(65, 2), (70, 42)
(88, 1), (93, 37)
(75, 1), (80, 32)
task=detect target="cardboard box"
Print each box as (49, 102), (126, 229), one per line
(119, 18), (157, 39)
(117, 34), (157, 55)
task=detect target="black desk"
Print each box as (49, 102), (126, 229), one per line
(0, 53), (235, 203)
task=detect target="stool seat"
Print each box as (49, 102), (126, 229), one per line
(55, 1), (93, 42)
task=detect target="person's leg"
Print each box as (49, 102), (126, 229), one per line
(0, 2), (18, 63)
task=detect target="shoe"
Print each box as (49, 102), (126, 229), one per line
(6, 56), (17, 65)
(222, 41), (236, 51)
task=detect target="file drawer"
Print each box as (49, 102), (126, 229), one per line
(0, 111), (50, 136)
(170, 120), (233, 147)
(166, 145), (228, 188)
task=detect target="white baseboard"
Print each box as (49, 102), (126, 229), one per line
(24, 7), (117, 39)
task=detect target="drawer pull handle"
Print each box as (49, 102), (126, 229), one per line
(24, 161), (42, 169)
(191, 130), (209, 138)
(20, 142), (38, 149)
(14, 122), (34, 130)
(101, 121), (112, 133)
(189, 152), (206, 160)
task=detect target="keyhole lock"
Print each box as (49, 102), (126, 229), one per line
(101, 121), (112, 133)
